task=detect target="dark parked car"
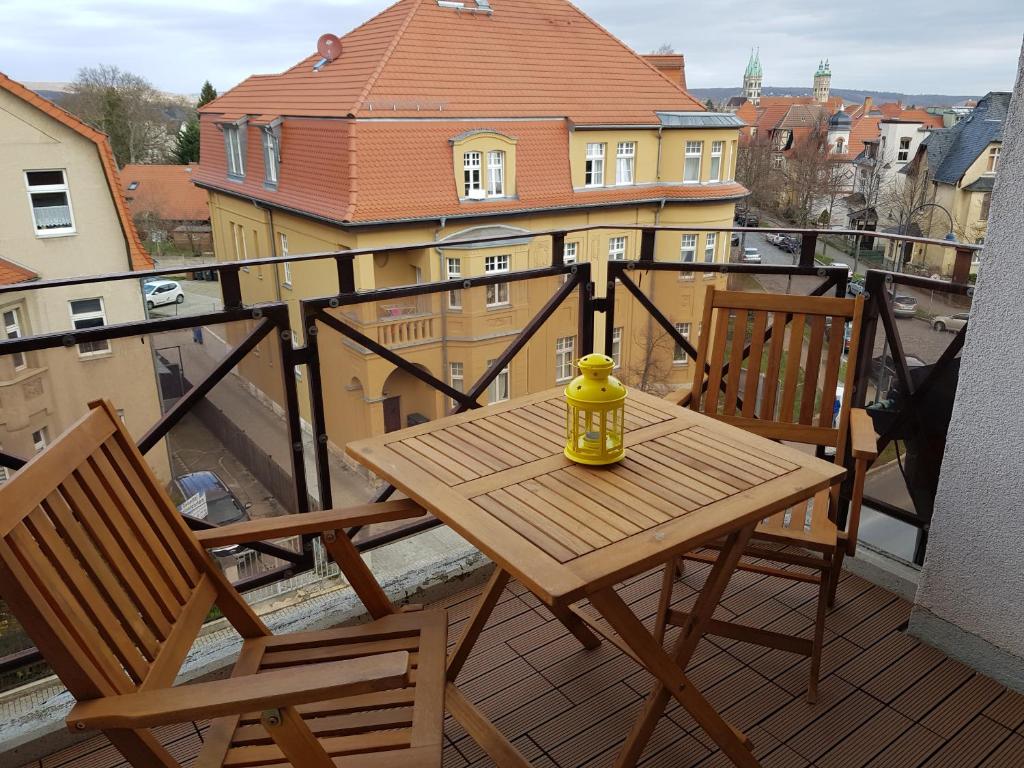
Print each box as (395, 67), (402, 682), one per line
(170, 471), (251, 554)
(734, 212), (761, 227)
(869, 353), (926, 386)
(779, 236), (801, 253)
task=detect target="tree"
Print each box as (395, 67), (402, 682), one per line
(779, 117), (837, 226)
(173, 81), (217, 164)
(652, 43), (676, 54)
(704, 98), (716, 111)
(621, 325), (676, 395)
(736, 134), (783, 211)
(64, 65), (178, 166)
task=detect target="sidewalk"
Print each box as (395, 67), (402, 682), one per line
(159, 325), (374, 509)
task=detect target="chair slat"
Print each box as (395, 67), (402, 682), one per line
(799, 315), (826, 425)
(141, 576), (218, 691)
(760, 311), (787, 421)
(722, 310), (748, 417)
(704, 308), (731, 415)
(818, 317), (847, 428)
(689, 286), (718, 412)
(741, 311), (769, 418)
(779, 313), (806, 423)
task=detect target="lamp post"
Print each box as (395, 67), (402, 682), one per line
(897, 202), (957, 273)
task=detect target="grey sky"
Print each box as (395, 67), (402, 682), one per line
(1, 0), (1020, 97)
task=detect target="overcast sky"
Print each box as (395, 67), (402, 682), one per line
(1, 0), (1020, 97)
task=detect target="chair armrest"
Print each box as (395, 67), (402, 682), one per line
(850, 408), (878, 461)
(193, 499), (426, 548)
(67, 651), (409, 731)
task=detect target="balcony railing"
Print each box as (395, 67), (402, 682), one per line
(0, 223), (978, 690)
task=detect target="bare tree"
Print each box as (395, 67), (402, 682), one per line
(621, 325), (676, 395)
(652, 43), (676, 54)
(736, 134), (784, 211)
(779, 118), (836, 225)
(64, 65), (181, 166)
(876, 159), (932, 234)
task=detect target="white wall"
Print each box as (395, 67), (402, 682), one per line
(909, 45), (1024, 691)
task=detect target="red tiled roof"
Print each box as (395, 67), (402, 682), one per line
(0, 72), (152, 271)
(202, 0), (703, 125)
(896, 108), (944, 129)
(121, 164), (210, 223)
(0, 257), (38, 286)
(193, 118), (746, 224)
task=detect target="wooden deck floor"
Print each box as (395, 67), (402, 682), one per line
(18, 557), (1024, 768)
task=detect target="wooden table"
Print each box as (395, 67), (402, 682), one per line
(348, 388), (844, 767)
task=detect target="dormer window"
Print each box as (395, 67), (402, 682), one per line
(225, 125), (245, 178)
(986, 146), (1000, 174)
(487, 150), (504, 196)
(585, 143), (605, 187)
(464, 152), (482, 198)
(263, 126), (280, 186)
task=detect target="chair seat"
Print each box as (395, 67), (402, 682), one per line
(751, 487), (837, 553)
(199, 609), (448, 768)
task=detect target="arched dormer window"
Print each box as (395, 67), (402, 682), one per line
(450, 130), (517, 201)
(835, 137), (845, 154)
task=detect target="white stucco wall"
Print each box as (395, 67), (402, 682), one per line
(909, 44), (1024, 689)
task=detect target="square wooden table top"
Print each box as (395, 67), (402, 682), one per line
(347, 388), (845, 607)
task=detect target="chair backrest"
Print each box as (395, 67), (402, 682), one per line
(685, 286), (864, 468)
(0, 400), (269, 706)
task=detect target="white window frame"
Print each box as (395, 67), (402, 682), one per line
(585, 143), (605, 187)
(611, 327), (622, 369)
(563, 242), (578, 265)
(69, 298), (110, 357)
(897, 136), (911, 163)
(449, 362), (464, 409)
(615, 142), (636, 185)
(986, 146), (1000, 174)
(680, 233), (697, 280)
(709, 141), (724, 181)
(486, 150), (504, 197)
(25, 169), (76, 237)
(225, 125), (245, 177)
(463, 152), (483, 197)
(31, 427), (49, 453)
(608, 236), (627, 261)
(486, 359), (510, 404)
(484, 254), (510, 307)
(279, 233), (292, 287)
(0, 465), (8, 484)
(555, 336), (576, 382)
(446, 257), (463, 309)
(704, 232), (718, 263)
(673, 322), (691, 365)
(684, 141), (703, 183)
(263, 128), (280, 184)
(3, 307), (27, 371)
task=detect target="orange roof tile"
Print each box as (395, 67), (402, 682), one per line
(121, 164), (210, 223)
(895, 108), (944, 129)
(203, 0), (703, 125)
(0, 257), (38, 286)
(0, 72), (152, 272)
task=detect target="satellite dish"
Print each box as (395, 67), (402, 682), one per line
(317, 34), (342, 62)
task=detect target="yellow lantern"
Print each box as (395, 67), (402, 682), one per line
(564, 353), (627, 465)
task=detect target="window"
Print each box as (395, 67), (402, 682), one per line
(225, 125), (245, 177)
(447, 257), (462, 309)
(835, 137), (845, 154)
(709, 141), (724, 181)
(449, 362), (464, 408)
(487, 359), (510, 403)
(263, 128), (280, 184)
(980, 193), (991, 221)
(555, 336), (576, 381)
(3, 308), (26, 371)
(69, 298), (109, 356)
(704, 232), (717, 263)
(279, 233), (292, 287)
(771, 155), (785, 169)
(487, 150), (504, 197)
(463, 152), (483, 197)
(0, 466), (7, 485)
(484, 254), (509, 306)
(986, 146), (1000, 173)
(25, 170), (75, 235)
(897, 136), (911, 163)
(608, 236), (627, 261)
(563, 242), (577, 265)
(31, 427), (49, 453)
(611, 327), (622, 369)
(673, 322), (691, 365)
(684, 141), (703, 182)
(680, 233), (696, 280)
(585, 143), (605, 187)
(615, 142), (635, 185)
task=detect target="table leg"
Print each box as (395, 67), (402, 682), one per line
(546, 601), (602, 650)
(448, 567), (511, 681)
(594, 523), (759, 768)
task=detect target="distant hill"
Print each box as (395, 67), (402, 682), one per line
(689, 87), (978, 109)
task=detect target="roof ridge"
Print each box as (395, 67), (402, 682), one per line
(561, 0), (703, 110)
(352, 0), (425, 115)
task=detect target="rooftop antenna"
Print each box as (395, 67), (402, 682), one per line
(313, 33), (342, 71)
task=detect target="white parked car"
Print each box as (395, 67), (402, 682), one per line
(144, 280), (184, 310)
(742, 247), (762, 264)
(933, 312), (969, 333)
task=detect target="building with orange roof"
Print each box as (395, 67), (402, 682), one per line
(196, 0), (747, 447)
(0, 72), (168, 482)
(121, 163), (212, 254)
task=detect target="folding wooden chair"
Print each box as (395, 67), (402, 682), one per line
(0, 399), (506, 767)
(661, 287), (878, 702)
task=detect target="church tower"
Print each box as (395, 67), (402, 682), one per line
(813, 59), (832, 102)
(742, 48), (763, 106)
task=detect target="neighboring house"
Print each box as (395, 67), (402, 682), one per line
(194, 0), (747, 448)
(0, 72), (169, 483)
(900, 92), (1009, 277)
(122, 163), (212, 255)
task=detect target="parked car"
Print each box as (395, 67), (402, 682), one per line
(779, 236), (801, 254)
(766, 233), (790, 246)
(824, 319), (853, 355)
(169, 471), (251, 554)
(892, 294), (918, 318)
(741, 247), (762, 264)
(734, 211), (760, 227)
(144, 279), (184, 310)
(730, 233), (741, 246)
(933, 312), (969, 333)
(869, 353), (927, 385)
(847, 279), (865, 297)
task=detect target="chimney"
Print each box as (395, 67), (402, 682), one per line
(642, 54), (687, 91)
(863, 96), (873, 114)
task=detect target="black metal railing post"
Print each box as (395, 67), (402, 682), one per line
(336, 256), (356, 294)
(551, 231), (565, 267)
(575, 262), (594, 355)
(220, 265), (243, 310)
(275, 306), (312, 515)
(639, 229), (656, 263)
(302, 301), (334, 513)
(799, 231), (818, 268)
